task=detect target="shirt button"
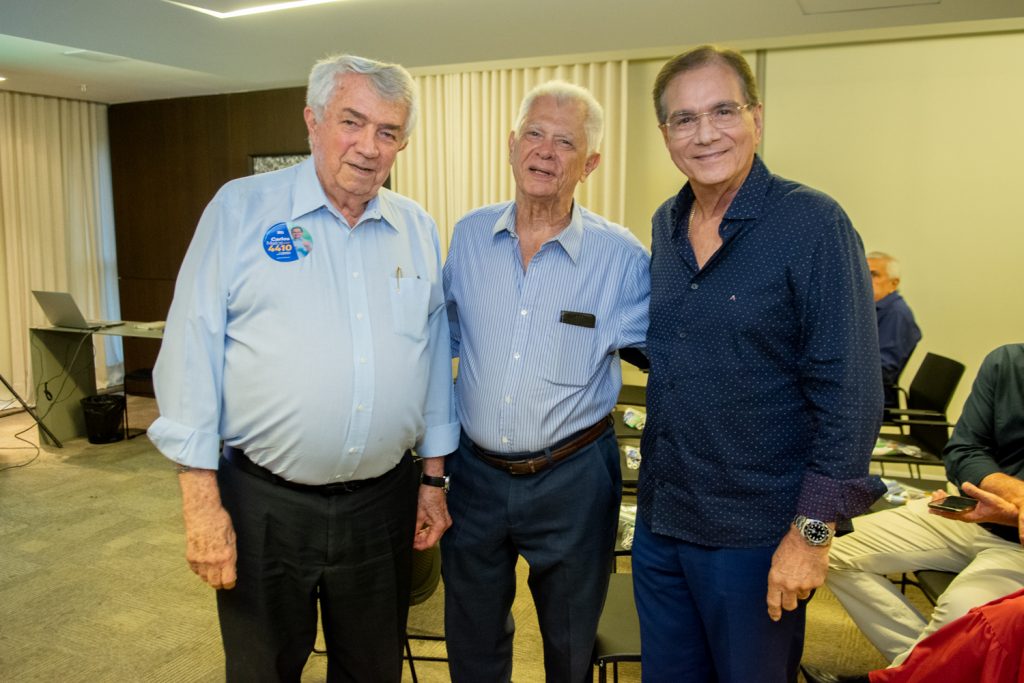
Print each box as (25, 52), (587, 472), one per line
(678, 331), (686, 339)
(520, 309), (528, 316)
(356, 312), (364, 320)
(356, 404), (364, 411)
(690, 283), (699, 290)
(335, 475), (343, 480)
(359, 356), (367, 364)
(348, 448), (358, 454)
(504, 395), (512, 404)
(352, 272), (360, 279)
(501, 436), (509, 444)
(513, 352), (521, 360)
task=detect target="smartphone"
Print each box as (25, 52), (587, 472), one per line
(928, 495), (978, 513)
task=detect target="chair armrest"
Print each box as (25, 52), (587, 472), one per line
(887, 417), (954, 428)
(886, 408), (945, 418)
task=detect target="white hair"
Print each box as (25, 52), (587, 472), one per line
(306, 54), (418, 137)
(514, 80), (604, 155)
(867, 251), (901, 280)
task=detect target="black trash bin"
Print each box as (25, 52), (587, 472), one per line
(80, 394), (125, 444)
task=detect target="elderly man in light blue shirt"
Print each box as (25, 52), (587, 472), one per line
(148, 54), (458, 682)
(442, 81), (650, 683)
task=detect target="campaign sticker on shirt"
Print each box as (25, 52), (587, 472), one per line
(263, 222), (312, 262)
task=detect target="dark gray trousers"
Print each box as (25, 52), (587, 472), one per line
(216, 452), (417, 683)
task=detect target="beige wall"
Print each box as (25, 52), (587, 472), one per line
(762, 33), (1024, 419)
(620, 34), (1024, 418)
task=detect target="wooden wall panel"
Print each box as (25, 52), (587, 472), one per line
(228, 87), (308, 177)
(109, 87), (310, 376)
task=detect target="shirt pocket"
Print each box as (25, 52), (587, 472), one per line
(389, 276), (431, 340)
(543, 318), (600, 387)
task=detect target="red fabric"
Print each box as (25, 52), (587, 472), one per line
(869, 588), (1024, 683)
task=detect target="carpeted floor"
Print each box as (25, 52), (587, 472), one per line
(0, 396), (930, 681)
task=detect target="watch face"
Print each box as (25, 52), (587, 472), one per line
(803, 520), (831, 545)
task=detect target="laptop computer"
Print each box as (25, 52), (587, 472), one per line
(32, 290), (123, 330)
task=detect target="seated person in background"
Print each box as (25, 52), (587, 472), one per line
(823, 343), (1024, 669)
(868, 251), (922, 408)
(803, 584), (1024, 683)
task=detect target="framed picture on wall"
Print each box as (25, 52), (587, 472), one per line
(248, 153), (391, 189)
(250, 154), (309, 174)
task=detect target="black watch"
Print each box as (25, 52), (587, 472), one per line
(420, 473), (450, 493)
(793, 515), (834, 546)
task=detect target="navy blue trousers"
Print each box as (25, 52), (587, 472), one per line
(632, 515), (807, 683)
(442, 428), (622, 683)
(216, 453), (418, 683)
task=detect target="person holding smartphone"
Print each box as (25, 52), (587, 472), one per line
(820, 343), (1024, 672)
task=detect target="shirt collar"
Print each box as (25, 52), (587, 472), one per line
(290, 157), (398, 232)
(492, 201), (586, 264)
(669, 153), (772, 237)
(876, 291), (901, 310)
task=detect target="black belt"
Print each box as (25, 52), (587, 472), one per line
(471, 416), (613, 476)
(222, 445), (407, 494)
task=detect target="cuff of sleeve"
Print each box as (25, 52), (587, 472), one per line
(796, 470), (888, 522)
(951, 462), (1003, 490)
(146, 416), (222, 470)
(416, 420), (460, 458)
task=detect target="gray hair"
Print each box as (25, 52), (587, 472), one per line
(514, 80), (604, 155)
(653, 45), (760, 125)
(867, 251), (902, 280)
(306, 54), (418, 137)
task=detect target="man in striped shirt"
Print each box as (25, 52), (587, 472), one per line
(441, 80), (650, 683)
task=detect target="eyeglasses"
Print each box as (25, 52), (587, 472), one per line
(661, 103), (753, 139)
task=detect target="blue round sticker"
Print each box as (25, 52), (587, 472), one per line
(263, 222), (312, 262)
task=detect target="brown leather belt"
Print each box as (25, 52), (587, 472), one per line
(222, 445), (409, 494)
(471, 416), (612, 476)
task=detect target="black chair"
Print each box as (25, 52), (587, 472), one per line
(875, 353), (965, 476)
(404, 543), (447, 682)
(884, 352), (965, 432)
(592, 572), (641, 683)
(900, 569), (957, 607)
(617, 384), (646, 407)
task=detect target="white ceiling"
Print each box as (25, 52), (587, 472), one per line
(1, 0), (1022, 104)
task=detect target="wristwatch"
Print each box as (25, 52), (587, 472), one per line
(420, 473), (450, 493)
(793, 515), (834, 546)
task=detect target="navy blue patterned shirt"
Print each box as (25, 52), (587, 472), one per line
(639, 155), (886, 548)
(876, 291), (921, 407)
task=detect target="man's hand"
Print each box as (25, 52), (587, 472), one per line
(414, 486), (452, 550)
(928, 483), (1019, 528)
(975, 473), (1024, 545)
(414, 456), (451, 550)
(178, 468), (237, 589)
(766, 525), (831, 622)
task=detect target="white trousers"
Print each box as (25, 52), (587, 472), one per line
(826, 498), (1024, 665)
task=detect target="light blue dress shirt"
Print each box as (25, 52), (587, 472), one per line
(444, 201), (650, 453)
(148, 158), (459, 484)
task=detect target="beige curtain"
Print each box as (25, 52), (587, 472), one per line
(0, 92), (120, 406)
(394, 60), (629, 250)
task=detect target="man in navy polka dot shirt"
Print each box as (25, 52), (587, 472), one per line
(632, 45), (886, 683)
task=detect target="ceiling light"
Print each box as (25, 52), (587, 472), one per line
(63, 49), (128, 63)
(0, 76), (7, 82)
(797, 0), (940, 13)
(161, 0), (342, 19)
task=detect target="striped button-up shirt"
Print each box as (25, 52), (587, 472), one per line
(444, 201), (650, 452)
